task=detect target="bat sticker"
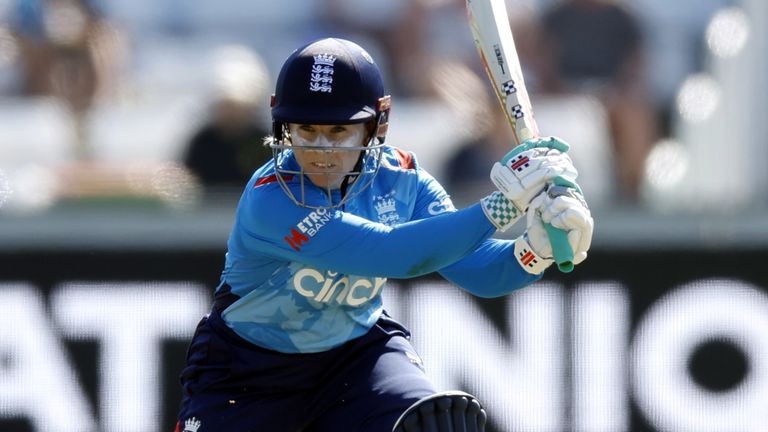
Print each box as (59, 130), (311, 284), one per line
(493, 44), (506, 74)
(509, 154), (531, 172)
(502, 80), (517, 95)
(512, 104), (524, 119)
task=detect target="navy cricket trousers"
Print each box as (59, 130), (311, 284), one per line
(175, 311), (436, 431)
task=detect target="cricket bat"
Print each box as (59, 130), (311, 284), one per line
(466, 0), (575, 272)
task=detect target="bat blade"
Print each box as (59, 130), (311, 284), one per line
(466, 0), (539, 145)
(467, 0), (575, 273)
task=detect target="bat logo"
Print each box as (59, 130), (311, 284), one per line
(511, 104), (524, 119)
(509, 154), (530, 172)
(502, 80), (517, 95)
(493, 44), (506, 74)
(518, 247), (539, 267)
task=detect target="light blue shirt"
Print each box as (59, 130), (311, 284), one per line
(218, 146), (540, 353)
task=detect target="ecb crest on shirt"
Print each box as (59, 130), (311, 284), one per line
(373, 191), (400, 226)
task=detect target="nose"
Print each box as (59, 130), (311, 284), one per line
(314, 135), (334, 148)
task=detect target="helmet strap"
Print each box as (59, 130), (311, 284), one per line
(375, 95), (392, 143)
(270, 95), (286, 142)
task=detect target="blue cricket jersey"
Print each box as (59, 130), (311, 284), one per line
(217, 146), (542, 353)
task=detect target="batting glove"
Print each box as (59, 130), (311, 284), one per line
(516, 187), (593, 274)
(490, 136), (578, 215)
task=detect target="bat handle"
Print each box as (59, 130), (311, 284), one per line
(503, 138), (577, 272)
(544, 221), (574, 273)
(543, 176), (579, 273)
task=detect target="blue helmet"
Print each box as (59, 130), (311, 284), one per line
(271, 37), (390, 131)
(269, 38), (392, 209)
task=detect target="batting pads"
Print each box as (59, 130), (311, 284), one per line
(392, 391), (487, 432)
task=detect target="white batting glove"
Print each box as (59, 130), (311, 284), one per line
(490, 136), (578, 215)
(517, 188), (593, 274)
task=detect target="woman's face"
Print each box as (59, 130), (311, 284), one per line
(289, 123), (367, 189)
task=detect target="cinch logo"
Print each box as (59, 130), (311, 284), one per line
(284, 208), (332, 251)
(293, 268), (386, 306)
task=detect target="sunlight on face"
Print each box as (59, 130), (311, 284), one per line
(289, 123), (367, 189)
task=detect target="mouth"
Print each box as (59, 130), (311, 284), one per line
(309, 162), (336, 170)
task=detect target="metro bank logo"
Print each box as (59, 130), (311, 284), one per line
(284, 208), (332, 251)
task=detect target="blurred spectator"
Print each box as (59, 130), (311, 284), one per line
(11, 0), (126, 158)
(438, 59), (514, 203)
(627, 0), (735, 136)
(535, 0), (658, 200)
(437, 1), (577, 198)
(424, 0), (542, 76)
(183, 45), (272, 190)
(444, 107), (516, 204)
(319, 0), (540, 99)
(318, 0), (430, 97)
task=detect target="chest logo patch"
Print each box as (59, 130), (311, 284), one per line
(373, 191), (400, 226)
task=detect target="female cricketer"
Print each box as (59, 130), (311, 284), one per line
(175, 37), (593, 432)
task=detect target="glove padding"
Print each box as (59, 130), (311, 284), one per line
(520, 187), (593, 273)
(491, 136), (578, 215)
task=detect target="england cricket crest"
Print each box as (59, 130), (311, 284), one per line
(373, 191), (400, 226)
(182, 417), (201, 432)
(309, 54), (335, 93)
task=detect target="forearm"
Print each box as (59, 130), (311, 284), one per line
(439, 239), (542, 298)
(270, 204), (498, 279)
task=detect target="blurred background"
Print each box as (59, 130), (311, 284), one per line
(1, 0), (767, 431)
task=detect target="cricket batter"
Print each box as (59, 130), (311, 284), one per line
(176, 37), (593, 432)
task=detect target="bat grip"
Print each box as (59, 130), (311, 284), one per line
(543, 176), (579, 273)
(503, 138), (577, 272)
(544, 222), (574, 273)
